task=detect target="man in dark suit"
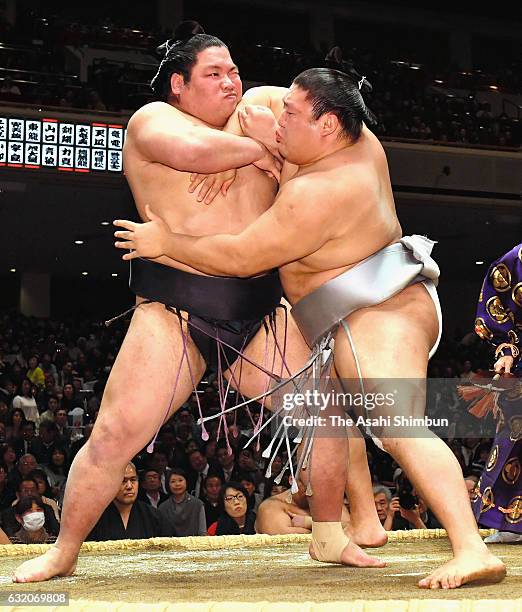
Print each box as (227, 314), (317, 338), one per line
(88, 463), (162, 541)
(137, 468), (169, 508)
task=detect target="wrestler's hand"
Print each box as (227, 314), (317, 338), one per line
(113, 205), (169, 260)
(239, 105), (279, 153)
(288, 512), (312, 530)
(388, 497), (400, 516)
(253, 145), (281, 181)
(188, 168), (237, 204)
(493, 355), (514, 374)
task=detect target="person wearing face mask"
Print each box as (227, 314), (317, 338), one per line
(11, 495), (57, 544)
(2, 478), (60, 538)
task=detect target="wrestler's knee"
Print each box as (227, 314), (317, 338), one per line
(88, 416), (135, 464)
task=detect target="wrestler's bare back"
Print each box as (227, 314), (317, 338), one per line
(124, 101), (277, 275)
(278, 126), (402, 303)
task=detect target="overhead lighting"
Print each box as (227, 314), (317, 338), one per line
(82, 271), (89, 276)
(475, 261), (484, 265)
(74, 240), (84, 245)
(489, 85), (498, 90)
(111, 273), (118, 277)
(101, 221), (110, 226)
(9, 268), (16, 273)
(434, 79), (444, 84)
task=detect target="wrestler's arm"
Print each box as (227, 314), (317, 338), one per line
(255, 501), (311, 535)
(115, 177), (336, 275)
(225, 86), (287, 149)
(129, 102), (268, 174)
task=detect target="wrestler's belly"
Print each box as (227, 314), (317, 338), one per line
(138, 168), (276, 276)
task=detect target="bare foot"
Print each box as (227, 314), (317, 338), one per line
(348, 522), (388, 549)
(13, 547), (77, 583)
(310, 538), (386, 568)
(418, 550), (506, 589)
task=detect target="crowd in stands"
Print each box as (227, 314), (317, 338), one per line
(0, 11), (520, 148)
(0, 309), (496, 544)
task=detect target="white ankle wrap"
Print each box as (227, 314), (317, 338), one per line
(311, 521), (350, 563)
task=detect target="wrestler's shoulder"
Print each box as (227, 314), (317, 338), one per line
(243, 85), (288, 102)
(127, 101), (190, 131)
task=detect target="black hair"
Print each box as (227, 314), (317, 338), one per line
(217, 481), (249, 514)
(151, 33), (228, 102)
(292, 67), (377, 142)
(15, 494), (44, 516)
(203, 471), (223, 488)
(139, 467), (160, 482)
(169, 467), (187, 480)
(27, 469), (53, 497)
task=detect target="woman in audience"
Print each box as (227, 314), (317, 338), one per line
(1, 444), (17, 473)
(42, 444), (69, 497)
(12, 379), (39, 426)
(209, 482), (256, 536)
(5, 408), (26, 444)
(158, 468), (206, 537)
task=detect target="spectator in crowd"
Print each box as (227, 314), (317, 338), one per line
(158, 469), (206, 537)
(26, 356), (45, 390)
(42, 444), (69, 497)
(238, 472), (262, 513)
(2, 478), (59, 538)
(11, 496), (57, 544)
(187, 449), (212, 499)
(12, 379), (39, 426)
(53, 409), (71, 443)
(201, 473), (222, 529)
(39, 396), (60, 424)
(215, 442), (237, 484)
(146, 447), (171, 495)
(31, 422), (61, 465)
(7, 454), (38, 497)
(1, 444), (17, 474)
(37, 377), (60, 411)
(137, 468), (168, 509)
(0, 401), (9, 427)
(374, 484), (400, 531)
(13, 378), (40, 424)
(40, 354), (58, 381)
(6, 408), (27, 443)
(61, 383), (82, 412)
(88, 462), (161, 541)
(236, 447), (261, 486)
(14, 421), (37, 457)
(209, 482), (256, 536)
(28, 468), (60, 522)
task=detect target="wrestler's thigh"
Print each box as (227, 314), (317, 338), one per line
(334, 283), (439, 381)
(224, 301), (310, 405)
(95, 302), (205, 446)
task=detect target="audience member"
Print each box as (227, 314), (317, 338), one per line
(11, 495), (57, 544)
(201, 473), (222, 528)
(209, 482), (256, 536)
(158, 469), (206, 537)
(2, 478), (59, 537)
(12, 379), (39, 426)
(88, 462), (161, 541)
(137, 468), (168, 509)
